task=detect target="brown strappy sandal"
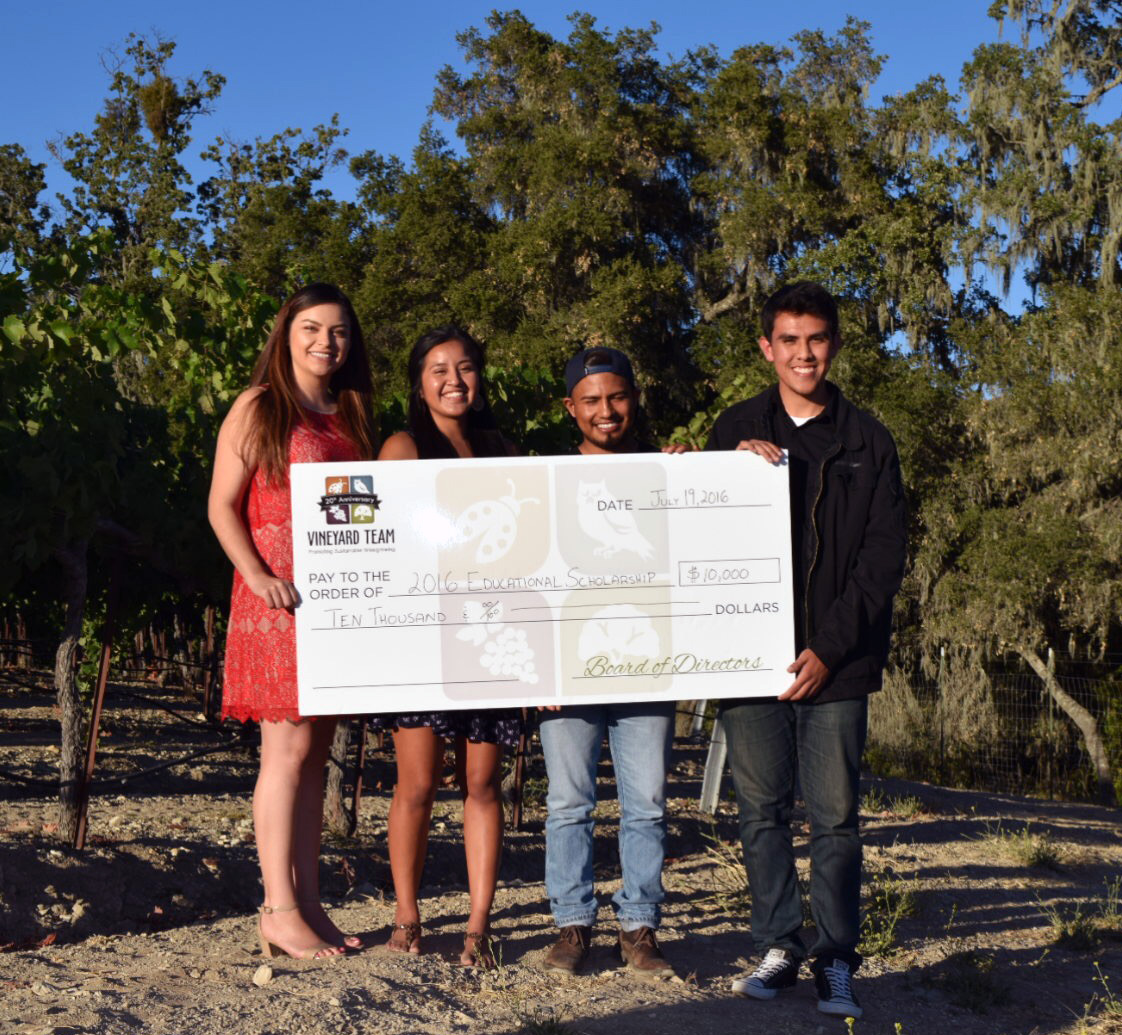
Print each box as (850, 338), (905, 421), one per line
(386, 921), (423, 954)
(461, 930), (497, 969)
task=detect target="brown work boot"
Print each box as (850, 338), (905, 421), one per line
(618, 927), (673, 977)
(543, 925), (592, 974)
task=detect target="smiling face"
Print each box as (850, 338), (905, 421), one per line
(288, 302), (351, 388)
(759, 311), (839, 416)
(564, 371), (638, 453)
(418, 339), (481, 421)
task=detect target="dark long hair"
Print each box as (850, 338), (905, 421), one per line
(246, 283), (377, 482)
(406, 326), (507, 459)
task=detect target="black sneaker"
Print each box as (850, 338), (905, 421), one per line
(731, 947), (799, 999)
(813, 958), (863, 1018)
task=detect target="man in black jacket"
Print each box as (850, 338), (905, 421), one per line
(706, 282), (907, 1020)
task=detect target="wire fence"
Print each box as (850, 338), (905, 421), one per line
(867, 658), (1121, 803)
(5, 633), (1120, 806)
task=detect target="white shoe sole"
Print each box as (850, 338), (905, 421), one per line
(731, 978), (790, 999)
(818, 999), (863, 1019)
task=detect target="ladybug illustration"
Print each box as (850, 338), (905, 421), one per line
(454, 479), (540, 564)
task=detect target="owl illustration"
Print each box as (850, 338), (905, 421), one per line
(576, 480), (654, 560)
(577, 605), (660, 664)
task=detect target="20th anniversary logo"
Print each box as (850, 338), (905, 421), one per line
(318, 475), (381, 525)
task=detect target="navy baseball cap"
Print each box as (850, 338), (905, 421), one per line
(564, 347), (637, 396)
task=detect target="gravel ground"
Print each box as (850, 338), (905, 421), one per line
(2, 675), (1121, 1035)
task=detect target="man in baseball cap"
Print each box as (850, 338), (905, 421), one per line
(539, 345), (683, 978)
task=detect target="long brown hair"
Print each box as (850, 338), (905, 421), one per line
(406, 326), (507, 459)
(245, 284), (377, 482)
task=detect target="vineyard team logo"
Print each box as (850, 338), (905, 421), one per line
(318, 475), (381, 525)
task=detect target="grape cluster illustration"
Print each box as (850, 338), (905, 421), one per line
(480, 626), (539, 684)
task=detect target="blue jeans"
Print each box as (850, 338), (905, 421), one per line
(721, 697), (867, 968)
(539, 702), (674, 931)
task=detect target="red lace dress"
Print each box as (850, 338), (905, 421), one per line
(222, 412), (361, 723)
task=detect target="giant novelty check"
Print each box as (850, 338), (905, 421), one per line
(291, 452), (794, 715)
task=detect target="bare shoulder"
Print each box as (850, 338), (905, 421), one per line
(378, 431), (420, 461)
(217, 387), (266, 445)
(225, 386), (266, 423)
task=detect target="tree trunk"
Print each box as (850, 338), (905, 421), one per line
(17, 613), (30, 668)
(323, 720), (352, 836)
(155, 627), (169, 687)
(54, 540), (90, 843)
(172, 613), (192, 690)
(132, 629), (144, 678)
(1019, 646), (1117, 806)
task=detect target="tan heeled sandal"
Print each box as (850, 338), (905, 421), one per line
(257, 904), (342, 961)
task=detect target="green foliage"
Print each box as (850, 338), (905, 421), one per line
(0, 144), (50, 259)
(47, 34), (224, 291)
(859, 867), (918, 957)
(199, 116), (366, 299)
(981, 821), (1064, 870)
(0, 233), (277, 609)
(924, 950), (1012, 1013)
(1037, 896), (1099, 951)
(1095, 675), (1122, 803)
(3, 9), (1122, 813)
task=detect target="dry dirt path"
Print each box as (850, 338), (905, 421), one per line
(2, 679), (1120, 1034)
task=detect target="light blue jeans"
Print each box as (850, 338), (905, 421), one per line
(538, 702), (675, 931)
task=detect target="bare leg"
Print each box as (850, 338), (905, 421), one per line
(255, 719), (343, 958)
(457, 737), (504, 965)
(386, 726), (444, 951)
(290, 719), (361, 948)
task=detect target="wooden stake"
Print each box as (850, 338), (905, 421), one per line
(201, 605), (217, 721)
(74, 568), (118, 851)
(510, 708), (530, 831)
(348, 719), (368, 837)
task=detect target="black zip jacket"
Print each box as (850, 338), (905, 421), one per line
(706, 383), (907, 702)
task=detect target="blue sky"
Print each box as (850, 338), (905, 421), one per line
(7, 0), (1004, 205)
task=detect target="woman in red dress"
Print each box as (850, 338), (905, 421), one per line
(208, 284), (376, 960)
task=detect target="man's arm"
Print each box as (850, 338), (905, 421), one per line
(806, 437), (907, 674)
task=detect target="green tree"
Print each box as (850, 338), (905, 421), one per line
(915, 285), (1122, 803)
(0, 234), (275, 841)
(692, 20), (966, 380)
(198, 116), (368, 298)
(960, 0), (1122, 290)
(48, 34), (224, 289)
(427, 11), (713, 422)
(0, 144), (51, 262)
(350, 126), (495, 397)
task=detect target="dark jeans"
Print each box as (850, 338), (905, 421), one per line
(721, 697), (867, 968)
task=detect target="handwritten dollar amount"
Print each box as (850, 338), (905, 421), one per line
(678, 558), (781, 587)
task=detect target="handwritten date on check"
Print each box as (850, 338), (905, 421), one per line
(290, 451), (794, 715)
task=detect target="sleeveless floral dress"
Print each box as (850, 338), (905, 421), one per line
(368, 430), (524, 748)
(222, 411), (361, 723)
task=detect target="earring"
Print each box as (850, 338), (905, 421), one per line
(472, 392), (486, 412)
